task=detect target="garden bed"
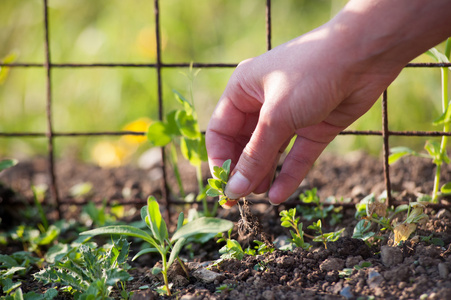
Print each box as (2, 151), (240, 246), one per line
(1, 152), (451, 299)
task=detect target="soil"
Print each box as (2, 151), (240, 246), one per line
(2, 151), (451, 299)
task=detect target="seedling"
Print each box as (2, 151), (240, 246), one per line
(80, 196), (233, 296)
(206, 159), (236, 208)
(307, 220), (345, 249)
(353, 193), (429, 245)
(35, 237), (131, 299)
(389, 38), (451, 202)
(147, 68), (214, 215)
(298, 188), (343, 225)
(279, 208), (312, 251)
(339, 261), (372, 279)
(215, 284), (235, 294)
(215, 228), (273, 263)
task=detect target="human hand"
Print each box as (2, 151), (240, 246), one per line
(206, 0), (451, 206)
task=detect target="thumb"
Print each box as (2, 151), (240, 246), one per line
(224, 113), (293, 200)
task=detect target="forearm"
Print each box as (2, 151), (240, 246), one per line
(332, 0), (451, 74)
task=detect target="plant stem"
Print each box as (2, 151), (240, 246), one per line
(196, 163), (210, 216)
(433, 38), (451, 202)
(161, 253), (171, 296)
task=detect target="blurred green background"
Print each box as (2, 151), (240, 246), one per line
(0, 0), (448, 165)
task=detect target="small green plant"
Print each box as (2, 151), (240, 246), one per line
(339, 261), (372, 279)
(307, 220), (345, 249)
(80, 196), (233, 296)
(35, 237), (131, 299)
(389, 38), (451, 202)
(147, 68), (214, 216)
(215, 228), (273, 263)
(353, 193), (429, 245)
(215, 283), (235, 294)
(279, 208), (312, 251)
(298, 188), (343, 225)
(206, 159), (236, 207)
(0, 251), (43, 297)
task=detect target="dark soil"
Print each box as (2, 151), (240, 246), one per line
(2, 151), (451, 299)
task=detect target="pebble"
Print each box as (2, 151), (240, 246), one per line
(380, 245), (403, 267)
(320, 258), (345, 271)
(340, 286), (354, 299)
(345, 256), (363, 268)
(438, 263), (449, 279)
(262, 290), (275, 300)
(192, 268), (222, 283)
(367, 270), (384, 289)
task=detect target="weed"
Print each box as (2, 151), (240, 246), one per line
(215, 284), (235, 294)
(206, 159), (235, 207)
(297, 188), (343, 226)
(339, 261), (372, 279)
(147, 68), (214, 216)
(353, 193), (429, 245)
(279, 208), (312, 251)
(35, 237), (131, 299)
(307, 220), (345, 249)
(80, 196), (233, 296)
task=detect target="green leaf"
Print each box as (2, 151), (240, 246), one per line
(146, 196), (168, 244)
(208, 178), (223, 190)
(132, 248), (159, 261)
(147, 121), (172, 146)
(426, 48), (450, 63)
(425, 140), (442, 164)
(175, 110), (199, 139)
(433, 102), (451, 126)
(0, 53), (17, 85)
(180, 137), (202, 166)
(441, 182), (451, 194)
(173, 90), (193, 114)
(176, 212), (184, 231)
(222, 159), (231, 174)
(388, 147), (415, 164)
(171, 217), (233, 242)
(80, 225), (157, 247)
(0, 159), (18, 172)
(206, 188), (222, 197)
(167, 237), (186, 268)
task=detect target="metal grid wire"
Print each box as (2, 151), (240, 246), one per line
(1, 0), (451, 218)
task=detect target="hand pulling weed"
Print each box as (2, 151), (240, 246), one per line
(80, 196), (233, 296)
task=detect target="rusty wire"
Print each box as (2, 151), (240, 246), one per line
(1, 0), (451, 216)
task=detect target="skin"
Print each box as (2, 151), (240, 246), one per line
(206, 0), (451, 206)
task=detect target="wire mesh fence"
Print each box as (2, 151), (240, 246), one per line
(1, 0), (451, 219)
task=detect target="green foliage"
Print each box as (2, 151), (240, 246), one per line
(0, 252), (43, 297)
(206, 159), (232, 206)
(215, 284), (235, 294)
(390, 38), (451, 202)
(9, 223), (61, 256)
(80, 196), (233, 296)
(279, 208), (311, 251)
(297, 188), (343, 225)
(308, 220), (345, 249)
(147, 83), (214, 215)
(0, 159), (17, 172)
(339, 261), (372, 279)
(215, 229), (273, 262)
(34, 237), (131, 300)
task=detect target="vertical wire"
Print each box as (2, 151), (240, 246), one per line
(382, 90), (393, 206)
(266, 0), (272, 51)
(154, 0), (171, 220)
(43, 0), (61, 218)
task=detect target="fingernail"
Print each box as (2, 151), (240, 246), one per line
(225, 171), (250, 199)
(268, 198), (280, 206)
